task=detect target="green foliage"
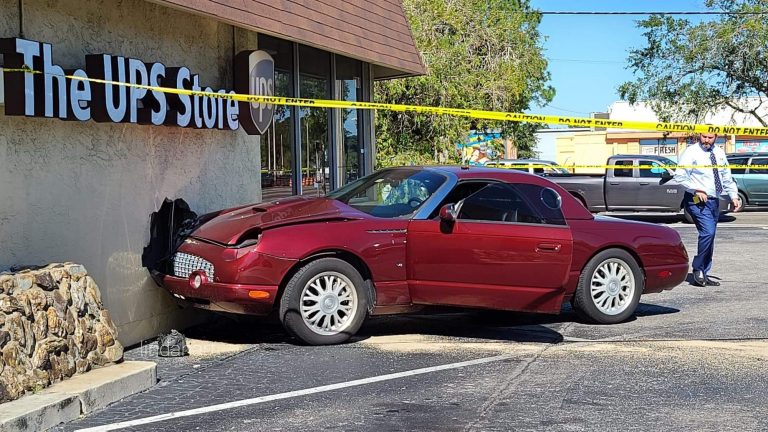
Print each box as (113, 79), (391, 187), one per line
(619, 0), (768, 126)
(374, 0), (554, 168)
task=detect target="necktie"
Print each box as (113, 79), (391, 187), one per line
(709, 151), (723, 196)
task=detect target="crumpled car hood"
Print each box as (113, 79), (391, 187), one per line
(191, 196), (362, 245)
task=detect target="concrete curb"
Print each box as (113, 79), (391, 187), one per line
(0, 361), (157, 432)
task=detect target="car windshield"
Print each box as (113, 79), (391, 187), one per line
(327, 168), (447, 218)
(654, 157), (677, 168)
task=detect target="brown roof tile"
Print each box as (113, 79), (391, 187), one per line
(152, 0), (425, 77)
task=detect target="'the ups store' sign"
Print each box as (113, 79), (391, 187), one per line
(0, 38), (274, 135)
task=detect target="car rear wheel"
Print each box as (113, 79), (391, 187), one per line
(572, 249), (644, 324)
(279, 258), (368, 345)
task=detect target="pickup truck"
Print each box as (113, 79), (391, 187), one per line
(726, 152), (768, 212)
(547, 154), (731, 223)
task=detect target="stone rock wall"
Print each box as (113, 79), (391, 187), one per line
(0, 263), (123, 403)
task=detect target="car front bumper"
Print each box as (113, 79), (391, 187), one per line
(162, 274), (278, 315)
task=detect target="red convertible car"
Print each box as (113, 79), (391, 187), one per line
(157, 166), (689, 345)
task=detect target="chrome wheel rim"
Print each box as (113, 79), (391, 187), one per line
(300, 271), (358, 335)
(590, 258), (635, 316)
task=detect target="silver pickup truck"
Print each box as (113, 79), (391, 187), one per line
(547, 154), (731, 223)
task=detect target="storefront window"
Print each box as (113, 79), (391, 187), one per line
(335, 55), (364, 186)
(715, 136), (726, 151)
(258, 35), (294, 201)
(640, 138), (679, 160)
(735, 139), (768, 153)
(254, 36), (371, 199)
(299, 45), (330, 196)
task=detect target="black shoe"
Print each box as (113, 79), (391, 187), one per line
(692, 270), (706, 287)
(705, 278), (721, 286)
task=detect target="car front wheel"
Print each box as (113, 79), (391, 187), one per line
(572, 249), (644, 324)
(682, 204), (694, 224)
(279, 258), (368, 345)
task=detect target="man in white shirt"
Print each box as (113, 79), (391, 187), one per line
(674, 132), (741, 287)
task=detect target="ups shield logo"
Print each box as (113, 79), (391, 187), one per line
(235, 50), (274, 135)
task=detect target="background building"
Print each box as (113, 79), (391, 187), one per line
(556, 100), (768, 173)
(0, 0), (423, 345)
(533, 128), (590, 163)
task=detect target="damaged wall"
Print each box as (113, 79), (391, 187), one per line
(0, 0), (262, 345)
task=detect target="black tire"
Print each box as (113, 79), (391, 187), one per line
(279, 258), (368, 345)
(682, 204), (694, 224)
(572, 249), (644, 324)
(736, 192), (747, 212)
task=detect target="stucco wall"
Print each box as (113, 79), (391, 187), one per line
(555, 132), (614, 174)
(0, 0), (262, 345)
(534, 129), (592, 163)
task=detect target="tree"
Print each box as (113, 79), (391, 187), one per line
(374, 0), (554, 168)
(619, 0), (768, 126)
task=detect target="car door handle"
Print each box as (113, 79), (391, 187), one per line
(609, 182), (620, 185)
(536, 243), (562, 253)
(639, 182), (650, 185)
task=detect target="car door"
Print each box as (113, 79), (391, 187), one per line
(636, 159), (681, 210)
(604, 159), (638, 210)
(406, 182), (573, 314)
(745, 157), (768, 204)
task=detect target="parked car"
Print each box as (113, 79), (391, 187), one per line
(486, 158), (571, 175)
(151, 166), (688, 345)
(547, 155), (732, 223)
(726, 152), (768, 212)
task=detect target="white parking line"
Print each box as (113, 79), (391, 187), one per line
(76, 353), (515, 432)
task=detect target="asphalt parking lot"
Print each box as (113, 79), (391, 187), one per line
(59, 210), (768, 432)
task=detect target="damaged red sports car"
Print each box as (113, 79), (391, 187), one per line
(150, 166), (689, 345)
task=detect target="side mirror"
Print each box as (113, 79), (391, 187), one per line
(439, 203), (458, 223)
(661, 170), (673, 180)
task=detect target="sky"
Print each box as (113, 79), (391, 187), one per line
(528, 0), (711, 118)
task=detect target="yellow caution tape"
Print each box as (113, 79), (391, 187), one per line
(4, 67), (768, 136)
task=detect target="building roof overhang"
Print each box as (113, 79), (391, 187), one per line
(149, 0), (425, 79)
